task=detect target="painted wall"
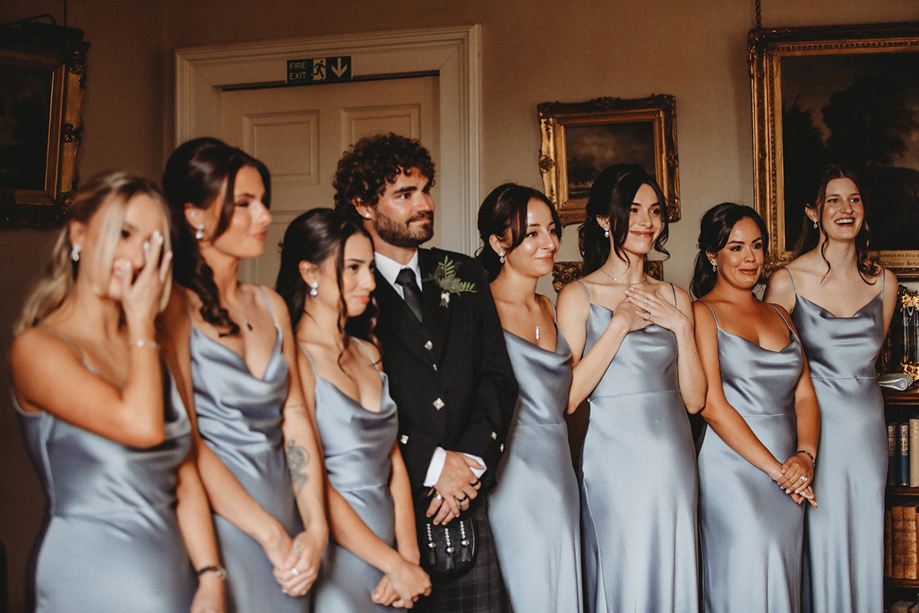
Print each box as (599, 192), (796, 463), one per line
(1, 0), (916, 609)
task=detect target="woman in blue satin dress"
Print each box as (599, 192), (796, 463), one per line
(160, 139), (327, 612)
(476, 183), (582, 613)
(691, 203), (820, 613)
(276, 208), (431, 611)
(10, 172), (225, 612)
(765, 167), (897, 613)
(556, 164), (706, 613)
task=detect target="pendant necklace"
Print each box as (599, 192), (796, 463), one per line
(502, 281), (541, 340)
(599, 265), (647, 286)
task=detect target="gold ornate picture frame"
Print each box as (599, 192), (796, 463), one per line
(0, 23), (88, 226)
(750, 22), (919, 278)
(537, 95), (680, 226)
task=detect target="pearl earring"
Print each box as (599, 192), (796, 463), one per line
(499, 252), (506, 264)
(813, 219), (818, 229)
(710, 261), (717, 271)
(604, 228), (610, 238)
(195, 224), (205, 240)
(70, 244), (81, 262)
(309, 282), (318, 297)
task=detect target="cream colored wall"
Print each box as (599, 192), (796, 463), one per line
(1, 0), (916, 610)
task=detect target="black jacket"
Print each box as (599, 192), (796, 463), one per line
(371, 248), (518, 500)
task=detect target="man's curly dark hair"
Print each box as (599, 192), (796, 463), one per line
(332, 133), (436, 221)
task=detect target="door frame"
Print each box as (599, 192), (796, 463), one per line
(175, 25), (482, 255)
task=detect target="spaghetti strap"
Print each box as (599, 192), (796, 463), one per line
(296, 343), (318, 377)
(782, 267), (798, 293)
(353, 338), (384, 376)
(882, 267), (887, 291)
(256, 285), (277, 326)
(699, 300), (720, 328)
(576, 280), (593, 303)
(39, 325), (87, 362)
(770, 303), (793, 332)
(669, 283), (678, 307)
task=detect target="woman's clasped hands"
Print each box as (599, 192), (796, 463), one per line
(770, 452), (817, 508)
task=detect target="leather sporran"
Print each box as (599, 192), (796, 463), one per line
(415, 499), (478, 576)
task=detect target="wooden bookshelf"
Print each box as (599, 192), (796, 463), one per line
(885, 387), (919, 605)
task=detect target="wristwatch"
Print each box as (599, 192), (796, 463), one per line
(196, 564), (228, 581)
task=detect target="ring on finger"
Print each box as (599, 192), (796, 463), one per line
(291, 567), (299, 577)
(433, 492), (444, 501)
(799, 476), (808, 482)
(457, 494), (467, 503)
(645, 297), (651, 303)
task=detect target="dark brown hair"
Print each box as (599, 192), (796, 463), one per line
(332, 133), (436, 221)
(578, 164), (669, 275)
(162, 137), (271, 336)
(476, 183), (561, 281)
(690, 203), (769, 299)
(275, 208), (378, 354)
(792, 165), (879, 282)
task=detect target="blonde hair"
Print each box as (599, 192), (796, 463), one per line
(15, 171), (172, 335)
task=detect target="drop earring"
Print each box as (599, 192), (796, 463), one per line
(70, 244), (81, 262)
(604, 228), (610, 238)
(813, 219), (818, 229)
(498, 251), (506, 264)
(195, 224), (205, 240)
(710, 261), (717, 271)
(309, 282), (318, 297)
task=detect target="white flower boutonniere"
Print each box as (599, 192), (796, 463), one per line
(424, 257), (477, 307)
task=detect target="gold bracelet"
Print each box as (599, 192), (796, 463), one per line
(132, 340), (160, 350)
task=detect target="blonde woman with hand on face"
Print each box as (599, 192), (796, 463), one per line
(556, 164), (705, 613)
(765, 167), (896, 613)
(276, 208), (431, 611)
(692, 203), (819, 613)
(160, 138), (327, 612)
(477, 184), (583, 613)
(10, 172), (225, 613)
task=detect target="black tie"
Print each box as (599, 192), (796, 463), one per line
(395, 268), (424, 323)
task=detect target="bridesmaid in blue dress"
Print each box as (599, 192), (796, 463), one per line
(10, 172), (224, 612)
(276, 208), (431, 611)
(161, 139), (327, 612)
(765, 167), (896, 613)
(691, 203), (820, 613)
(556, 164), (706, 613)
(475, 183), (582, 613)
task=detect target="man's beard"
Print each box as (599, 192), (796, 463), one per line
(374, 210), (434, 248)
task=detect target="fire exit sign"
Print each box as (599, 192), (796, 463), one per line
(287, 56), (352, 84)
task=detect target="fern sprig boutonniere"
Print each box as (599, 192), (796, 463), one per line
(424, 257), (477, 307)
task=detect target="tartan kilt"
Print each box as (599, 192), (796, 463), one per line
(415, 498), (511, 613)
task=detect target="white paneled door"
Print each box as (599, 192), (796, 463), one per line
(219, 76), (439, 286)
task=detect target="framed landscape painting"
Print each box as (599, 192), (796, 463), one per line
(537, 95), (680, 225)
(750, 22), (919, 278)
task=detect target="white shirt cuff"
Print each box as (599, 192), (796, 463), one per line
(422, 447), (487, 487)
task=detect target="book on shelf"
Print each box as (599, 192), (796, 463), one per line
(901, 422), (911, 487)
(891, 601), (916, 613)
(907, 502), (918, 580)
(886, 508), (893, 578)
(911, 418), (919, 487)
(891, 422), (900, 486)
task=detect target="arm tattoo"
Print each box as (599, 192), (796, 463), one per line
(286, 439), (310, 495)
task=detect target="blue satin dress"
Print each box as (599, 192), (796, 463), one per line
(303, 342), (400, 612)
(18, 329), (196, 612)
(697, 302), (805, 613)
(190, 289), (306, 612)
(488, 327), (583, 613)
(782, 269), (887, 613)
(579, 282), (699, 613)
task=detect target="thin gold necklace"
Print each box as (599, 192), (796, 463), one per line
(599, 264), (647, 286)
